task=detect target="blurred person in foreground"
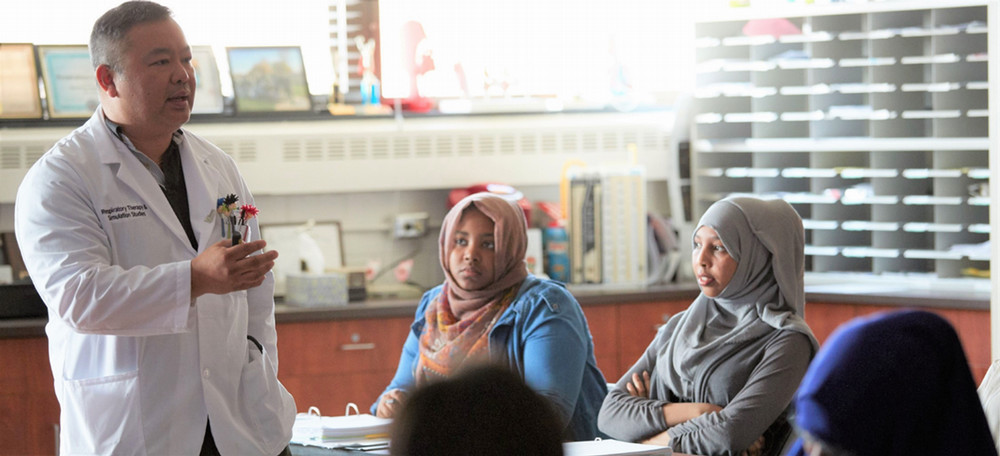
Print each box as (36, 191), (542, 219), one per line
(787, 309), (997, 456)
(390, 363), (564, 456)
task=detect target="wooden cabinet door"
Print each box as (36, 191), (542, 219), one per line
(614, 300), (691, 380)
(853, 305), (990, 385)
(277, 316), (413, 414)
(281, 371), (397, 417)
(0, 336), (59, 456)
(804, 301), (860, 346)
(277, 317), (412, 376)
(806, 303), (990, 385)
(932, 308), (991, 384)
(581, 304), (619, 381)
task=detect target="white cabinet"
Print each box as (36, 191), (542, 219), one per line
(692, 0), (989, 280)
(0, 111), (673, 203)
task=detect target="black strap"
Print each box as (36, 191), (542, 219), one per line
(247, 335), (263, 354)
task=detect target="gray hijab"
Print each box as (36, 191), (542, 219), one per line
(667, 197), (818, 387)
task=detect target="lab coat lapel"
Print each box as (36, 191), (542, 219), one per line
(92, 112), (195, 253)
(179, 138), (223, 252)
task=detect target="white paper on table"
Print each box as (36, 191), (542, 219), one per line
(563, 439), (672, 456)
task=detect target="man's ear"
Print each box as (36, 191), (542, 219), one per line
(96, 64), (118, 97)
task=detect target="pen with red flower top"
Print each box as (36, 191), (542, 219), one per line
(232, 203), (259, 246)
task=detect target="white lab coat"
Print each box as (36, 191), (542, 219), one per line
(14, 109), (296, 455)
(981, 360), (1000, 454)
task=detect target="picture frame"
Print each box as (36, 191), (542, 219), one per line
(37, 45), (100, 118)
(226, 46), (311, 113)
(260, 221), (344, 296)
(0, 43), (43, 119)
(191, 45), (224, 115)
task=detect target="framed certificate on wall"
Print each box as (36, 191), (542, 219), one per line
(191, 45), (224, 114)
(0, 43), (43, 119)
(227, 46), (311, 113)
(37, 45), (99, 118)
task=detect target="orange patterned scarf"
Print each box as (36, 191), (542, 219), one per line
(415, 283), (518, 385)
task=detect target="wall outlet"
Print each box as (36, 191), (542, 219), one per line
(393, 212), (429, 239)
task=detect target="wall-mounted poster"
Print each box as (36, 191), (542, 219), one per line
(191, 45), (224, 114)
(227, 46), (311, 113)
(37, 45), (99, 118)
(0, 43), (43, 119)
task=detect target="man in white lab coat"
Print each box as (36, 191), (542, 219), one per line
(14, 2), (296, 454)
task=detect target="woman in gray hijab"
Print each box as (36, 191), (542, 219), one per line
(598, 197), (818, 456)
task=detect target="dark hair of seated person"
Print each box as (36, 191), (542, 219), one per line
(390, 363), (565, 456)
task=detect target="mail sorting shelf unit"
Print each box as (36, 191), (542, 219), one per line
(691, 0), (989, 279)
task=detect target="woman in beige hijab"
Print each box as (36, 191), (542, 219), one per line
(371, 193), (608, 440)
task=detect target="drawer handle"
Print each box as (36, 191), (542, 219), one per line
(341, 343), (376, 351)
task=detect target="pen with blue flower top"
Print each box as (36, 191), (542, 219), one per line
(216, 194), (244, 245)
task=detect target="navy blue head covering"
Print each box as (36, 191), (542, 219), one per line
(788, 310), (996, 456)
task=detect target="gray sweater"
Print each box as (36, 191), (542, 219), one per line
(598, 313), (811, 456)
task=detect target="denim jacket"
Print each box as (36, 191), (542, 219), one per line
(372, 274), (608, 440)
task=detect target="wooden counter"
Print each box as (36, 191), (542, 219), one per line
(2, 281), (987, 337)
(0, 283), (990, 455)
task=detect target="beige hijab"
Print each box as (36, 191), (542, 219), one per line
(439, 193), (529, 317)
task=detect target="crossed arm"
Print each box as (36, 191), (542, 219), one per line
(623, 370), (763, 456)
(599, 325), (810, 456)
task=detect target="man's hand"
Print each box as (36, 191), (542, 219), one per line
(191, 239), (278, 299)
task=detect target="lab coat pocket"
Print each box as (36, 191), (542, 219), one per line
(239, 342), (295, 446)
(62, 369), (143, 455)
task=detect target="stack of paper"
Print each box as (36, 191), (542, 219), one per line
(292, 413), (392, 442)
(564, 439), (672, 456)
